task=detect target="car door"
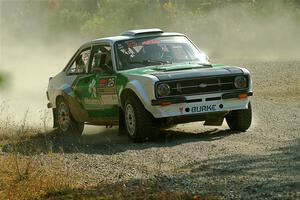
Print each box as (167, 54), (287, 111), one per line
(73, 44), (119, 124)
(58, 47), (92, 122)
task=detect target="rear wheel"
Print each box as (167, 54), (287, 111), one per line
(56, 97), (84, 137)
(226, 101), (252, 131)
(124, 95), (152, 142)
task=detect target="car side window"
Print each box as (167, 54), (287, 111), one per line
(90, 45), (112, 73)
(68, 48), (91, 74)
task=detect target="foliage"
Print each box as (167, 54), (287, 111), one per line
(1, 0), (300, 41)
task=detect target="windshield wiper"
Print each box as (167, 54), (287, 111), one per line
(130, 59), (171, 66)
(189, 62), (212, 67)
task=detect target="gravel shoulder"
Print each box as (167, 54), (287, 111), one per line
(1, 60), (300, 199)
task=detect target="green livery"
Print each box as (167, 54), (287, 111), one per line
(47, 29), (253, 142)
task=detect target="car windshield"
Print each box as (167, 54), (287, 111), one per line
(115, 36), (208, 70)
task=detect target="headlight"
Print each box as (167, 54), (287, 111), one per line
(234, 76), (247, 89)
(157, 83), (171, 97)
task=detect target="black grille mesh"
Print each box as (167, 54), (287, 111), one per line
(157, 75), (248, 97)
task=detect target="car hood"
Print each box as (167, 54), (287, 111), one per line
(120, 63), (244, 81)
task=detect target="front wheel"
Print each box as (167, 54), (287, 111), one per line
(226, 102), (252, 131)
(124, 95), (152, 142)
(56, 97), (84, 137)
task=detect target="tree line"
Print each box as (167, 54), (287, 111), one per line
(1, 0), (300, 40)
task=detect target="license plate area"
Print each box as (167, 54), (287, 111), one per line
(179, 103), (220, 115)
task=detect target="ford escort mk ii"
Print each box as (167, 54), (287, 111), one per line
(46, 29), (253, 142)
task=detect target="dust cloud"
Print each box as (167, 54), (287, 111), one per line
(0, 41), (77, 125)
(0, 0), (299, 125)
(169, 1), (300, 61)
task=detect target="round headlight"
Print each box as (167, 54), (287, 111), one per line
(234, 76), (247, 89)
(157, 83), (170, 97)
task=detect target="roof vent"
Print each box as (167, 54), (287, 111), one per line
(121, 28), (163, 36)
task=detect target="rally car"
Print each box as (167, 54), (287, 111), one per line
(46, 29), (253, 142)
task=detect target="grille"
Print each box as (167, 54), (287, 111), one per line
(157, 75), (247, 97)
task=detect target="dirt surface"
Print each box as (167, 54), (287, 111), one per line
(2, 60), (300, 199)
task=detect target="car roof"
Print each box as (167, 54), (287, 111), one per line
(81, 29), (185, 47)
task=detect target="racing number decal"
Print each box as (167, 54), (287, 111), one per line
(107, 77), (115, 87)
(96, 77), (115, 94)
(84, 76), (118, 107)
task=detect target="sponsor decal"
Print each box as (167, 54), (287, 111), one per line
(191, 105), (216, 113)
(100, 94), (118, 105)
(97, 87), (115, 94)
(181, 104), (217, 114)
(142, 40), (161, 45)
(98, 77), (115, 88)
(88, 79), (97, 98)
(76, 75), (120, 110)
(84, 98), (102, 105)
(107, 77), (115, 87)
(83, 76), (118, 107)
(99, 79), (107, 85)
(94, 77), (116, 94)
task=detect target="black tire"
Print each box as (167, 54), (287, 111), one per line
(226, 102), (252, 131)
(124, 95), (152, 142)
(56, 97), (84, 137)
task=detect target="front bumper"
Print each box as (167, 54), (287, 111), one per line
(148, 91), (252, 118)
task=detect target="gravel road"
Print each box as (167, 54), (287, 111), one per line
(3, 60), (300, 199)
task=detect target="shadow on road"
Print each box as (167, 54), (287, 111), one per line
(1, 125), (299, 198)
(40, 139), (299, 199)
(168, 139), (300, 198)
(1, 125), (238, 155)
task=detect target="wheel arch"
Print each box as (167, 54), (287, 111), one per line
(54, 92), (88, 122)
(55, 95), (65, 107)
(52, 95), (66, 128)
(120, 88), (139, 110)
(119, 79), (153, 111)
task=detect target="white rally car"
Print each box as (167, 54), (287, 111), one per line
(47, 29), (253, 142)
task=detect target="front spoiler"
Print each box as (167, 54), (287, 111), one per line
(148, 91), (252, 118)
(151, 91), (253, 106)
